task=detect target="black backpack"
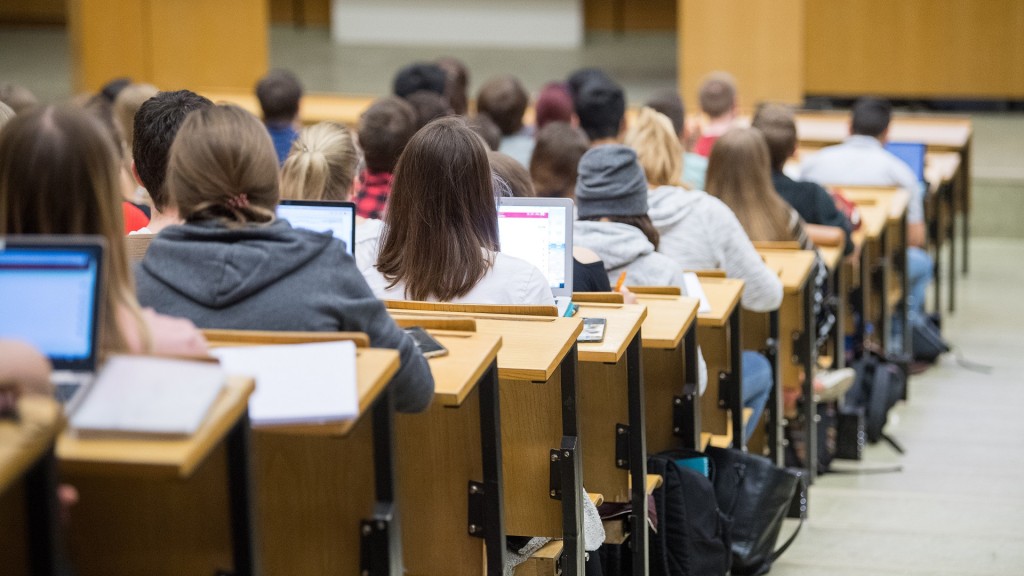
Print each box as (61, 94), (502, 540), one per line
(845, 352), (906, 448)
(647, 450), (732, 576)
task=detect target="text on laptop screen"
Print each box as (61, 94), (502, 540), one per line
(277, 204), (355, 255)
(497, 205), (568, 290)
(885, 142), (926, 183)
(0, 249), (99, 363)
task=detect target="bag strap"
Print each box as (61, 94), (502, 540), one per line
(771, 512), (803, 562)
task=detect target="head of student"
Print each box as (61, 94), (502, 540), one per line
(530, 121), (589, 198)
(358, 96), (418, 175)
(705, 127), (792, 241)
(645, 89), (685, 140)
(699, 71), (737, 120)
(167, 104), (279, 225)
(750, 103), (798, 173)
(467, 113), (502, 151)
(575, 76), (626, 143)
(376, 116), (500, 301)
(624, 107), (683, 188)
(476, 75), (529, 136)
(0, 105), (143, 351)
(0, 82), (38, 114)
(575, 145), (659, 248)
(566, 68), (611, 103)
(436, 57), (469, 116)
(113, 83), (158, 154)
(404, 90), (453, 131)
(392, 62), (447, 99)
(256, 69), (303, 125)
(850, 97), (892, 140)
(535, 82), (575, 130)
(489, 150), (534, 198)
(281, 121), (360, 202)
(133, 90), (213, 213)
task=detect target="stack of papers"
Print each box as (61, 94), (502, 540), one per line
(682, 272), (713, 314)
(211, 341), (359, 426)
(70, 356), (225, 437)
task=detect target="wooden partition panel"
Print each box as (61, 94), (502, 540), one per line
(68, 0), (149, 93)
(679, 0), (804, 109)
(0, 483), (30, 576)
(578, 361), (630, 504)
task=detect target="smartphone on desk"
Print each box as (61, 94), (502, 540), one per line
(577, 317), (607, 343)
(403, 326), (449, 358)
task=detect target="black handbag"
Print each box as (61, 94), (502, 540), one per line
(705, 446), (804, 576)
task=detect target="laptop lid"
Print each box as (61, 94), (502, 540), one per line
(884, 141), (927, 184)
(0, 236), (105, 372)
(277, 200), (357, 259)
(495, 197), (574, 298)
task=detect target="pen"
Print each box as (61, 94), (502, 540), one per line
(614, 271), (627, 292)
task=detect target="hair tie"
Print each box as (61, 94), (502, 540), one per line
(227, 193), (250, 209)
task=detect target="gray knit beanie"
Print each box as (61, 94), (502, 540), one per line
(575, 144), (648, 219)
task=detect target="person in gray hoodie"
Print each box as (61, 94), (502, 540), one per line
(134, 104), (434, 413)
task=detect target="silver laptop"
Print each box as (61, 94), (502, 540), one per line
(277, 200), (357, 261)
(496, 197), (575, 316)
(0, 236), (105, 413)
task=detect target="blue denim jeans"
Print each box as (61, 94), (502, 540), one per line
(742, 350), (773, 443)
(907, 246), (933, 315)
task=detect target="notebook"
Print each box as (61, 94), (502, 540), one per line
(69, 356), (225, 437)
(884, 141), (927, 191)
(496, 197), (574, 316)
(277, 200), (357, 259)
(0, 236), (105, 413)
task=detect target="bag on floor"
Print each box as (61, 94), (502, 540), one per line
(784, 402), (837, 475)
(845, 352), (906, 447)
(647, 449), (732, 576)
(910, 311), (950, 363)
(705, 447), (804, 576)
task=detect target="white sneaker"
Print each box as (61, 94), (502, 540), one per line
(813, 368), (856, 403)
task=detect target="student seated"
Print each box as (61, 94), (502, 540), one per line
(752, 104), (854, 256)
(353, 96), (418, 220)
(435, 57), (469, 116)
(392, 62), (447, 99)
(644, 89), (709, 191)
(693, 71), (739, 157)
(404, 89), (452, 131)
(0, 106), (207, 357)
(467, 113), (501, 151)
(476, 75), (533, 167)
(255, 69), (304, 165)
(133, 105), (433, 413)
(800, 97), (932, 319)
(534, 82), (576, 130)
(132, 90), (214, 234)
(574, 74), (626, 147)
(362, 117), (552, 306)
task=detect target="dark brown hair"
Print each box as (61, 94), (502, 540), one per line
(476, 75), (529, 136)
(751, 103), (797, 172)
(489, 151), (535, 197)
(358, 96), (417, 173)
(529, 122), (590, 198)
(436, 57), (469, 116)
(376, 117), (500, 301)
(699, 71), (737, 118)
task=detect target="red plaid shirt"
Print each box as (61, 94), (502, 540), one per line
(354, 169), (393, 220)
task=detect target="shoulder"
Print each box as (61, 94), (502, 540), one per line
(491, 253), (554, 305)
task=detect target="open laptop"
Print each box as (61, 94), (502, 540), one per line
(885, 141), (928, 194)
(277, 200), (357, 260)
(0, 236), (104, 413)
(495, 197), (574, 316)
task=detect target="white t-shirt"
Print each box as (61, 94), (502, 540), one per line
(361, 250), (554, 306)
(799, 135), (924, 224)
(354, 218), (383, 271)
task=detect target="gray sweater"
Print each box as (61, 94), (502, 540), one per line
(135, 219), (434, 413)
(573, 220), (684, 287)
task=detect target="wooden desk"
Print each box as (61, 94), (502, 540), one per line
(756, 249), (818, 475)
(0, 396), (64, 576)
(392, 326), (506, 576)
(388, 306), (586, 576)
(819, 245), (848, 372)
(696, 277), (745, 448)
(925, 151), (963, 313)
(57, 377), (258, 576)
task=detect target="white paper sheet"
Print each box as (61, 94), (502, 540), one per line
(682, 272), (713, 314)
(211, 341), (358, 426)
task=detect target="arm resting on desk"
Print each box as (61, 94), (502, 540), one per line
(805, 224), (845, 248)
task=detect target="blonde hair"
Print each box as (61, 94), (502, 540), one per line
(113, 83), (158, 154)
(168, 104), (279, 224)
(0, 101), (15, 131)
(0, 106), (149, 353)
(624, 107), (683, 188)
(705, 127), (794, 242)
(280, 122), (359, 201)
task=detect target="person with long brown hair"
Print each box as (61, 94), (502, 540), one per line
(134, 104), (433, 413)
(363, 116), (552, 305)
(0, 105), (206, 357)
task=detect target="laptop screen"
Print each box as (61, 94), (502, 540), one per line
(496, 198), (573, 296)
(885, 141), (926, 183)
(277, 201), (357, 258)
(0, 239), (103, 370)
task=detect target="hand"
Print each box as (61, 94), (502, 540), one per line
(0, 340), (53, 396)
(141, 308), (209, 357)
(619, 286), (638, 305)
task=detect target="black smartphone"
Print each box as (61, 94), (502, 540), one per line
(577, 317), (607, 343)
(403, 326), (449, 358)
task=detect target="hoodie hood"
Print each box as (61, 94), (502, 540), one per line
(573, 220), (655, 270)
(141, 219), (335, 308)
(647, 185), (707, 230)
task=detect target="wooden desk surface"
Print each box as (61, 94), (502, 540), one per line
(926, 151), (962, 186)
(793, 111), (972, 150)
(839, 186), (911, 222)
(420, 329), (502, 407)
(57, 377), (255, 479)
(202, 91), (374, 126)
(574, 303), (647, 363)
(697, 278), (745, 328)
(757, 249), (818, 295)
(819, 246), (844, 272)
(390, 310), (582, 382)
(0, 396), (62, 494)
(632, 295), (700, 349)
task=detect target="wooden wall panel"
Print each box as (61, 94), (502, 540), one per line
(0, 0), (65, 25)
(269, 0), (331, 26)
(68, 0), (149, 93)
(679, 0), (804, 111)
(804, 0), (1024, 98)
(584, 0), (676, 32)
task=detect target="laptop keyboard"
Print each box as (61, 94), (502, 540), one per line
(54, 383), (82, 405)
